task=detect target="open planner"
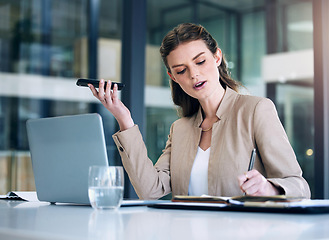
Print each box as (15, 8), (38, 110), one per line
(148, 195), (329, 214)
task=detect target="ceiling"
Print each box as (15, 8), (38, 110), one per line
(146, 0), (310, 31)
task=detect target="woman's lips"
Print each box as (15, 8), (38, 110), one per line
(194, 81), (207, 90)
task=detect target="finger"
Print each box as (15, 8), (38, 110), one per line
(244, 173), (269, 195)
(239, 172), (260, 194)
(237, 170), (256, 186)
(241, 179), (253, 194)
(237, 173), (248, 186)
(112, 83), (118, 102)
(245, 169), (259, 178)
(242, 178), (259, 195)
(98, 79), (105, 100)
(105, 79), (112, 99)
(88, 84), (99, 99)
(248, 181), (269, 196)
(245, 185), (259, 196)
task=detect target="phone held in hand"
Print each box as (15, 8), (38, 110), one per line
(76, 78), (125, 91)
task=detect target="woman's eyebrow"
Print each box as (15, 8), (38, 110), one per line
(172, 52), (205, 68)
(192, 52), (205, 60)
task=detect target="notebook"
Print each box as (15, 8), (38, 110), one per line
(26, 113), (109, 205)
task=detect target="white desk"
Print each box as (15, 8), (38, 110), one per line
(1, 200), (329, 240)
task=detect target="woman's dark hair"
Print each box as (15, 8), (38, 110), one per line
(160, 23), (241, 117)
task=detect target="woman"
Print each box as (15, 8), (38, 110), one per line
(89, 23), (310, 199)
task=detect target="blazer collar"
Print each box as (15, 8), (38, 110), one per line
(194, 87), (239, 128)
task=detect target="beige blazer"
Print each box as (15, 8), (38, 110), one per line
(113, 88), (311, 200)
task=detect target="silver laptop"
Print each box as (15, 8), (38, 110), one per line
(26, 113), (109, 204)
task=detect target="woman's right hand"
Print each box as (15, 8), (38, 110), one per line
(89, 79), (134, 131)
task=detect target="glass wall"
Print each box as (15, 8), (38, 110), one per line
(283, 1), (313, 52)
(0, 0), (122, 194)
(241, 10), (266, 93)
(0, 0), (88, 76)
(274, 0), (314, 194)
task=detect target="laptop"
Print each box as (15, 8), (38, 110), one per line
(26, 113), (109, 204)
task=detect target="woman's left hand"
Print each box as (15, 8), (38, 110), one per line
(237, 169), (280, 196)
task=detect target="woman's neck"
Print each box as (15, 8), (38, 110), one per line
(199, 84), (225, 119)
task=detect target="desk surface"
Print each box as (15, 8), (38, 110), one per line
(1, 200), (329, 240)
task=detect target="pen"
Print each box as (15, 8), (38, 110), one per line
(248, 148), (256, 171)
(243, 148), (257, 196)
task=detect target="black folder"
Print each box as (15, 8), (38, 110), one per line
(148, 197), (329, 214)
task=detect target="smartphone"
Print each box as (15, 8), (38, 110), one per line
(76, 78), (125, 91)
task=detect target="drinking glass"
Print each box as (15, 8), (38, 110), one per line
(88, 166), (124, 210)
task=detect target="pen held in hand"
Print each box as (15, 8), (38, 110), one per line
(248, 148), (256, 171)
(243, 148), (256, 196)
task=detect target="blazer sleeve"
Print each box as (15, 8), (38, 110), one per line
(112, 125), (172, 200)
(253, 98), (311, 198)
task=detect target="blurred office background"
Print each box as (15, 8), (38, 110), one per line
(0, 0), (328, 199)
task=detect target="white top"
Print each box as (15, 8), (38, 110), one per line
(188, 147), (210, 196)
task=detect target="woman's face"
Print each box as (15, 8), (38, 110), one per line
(166, 39), (222, 101)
